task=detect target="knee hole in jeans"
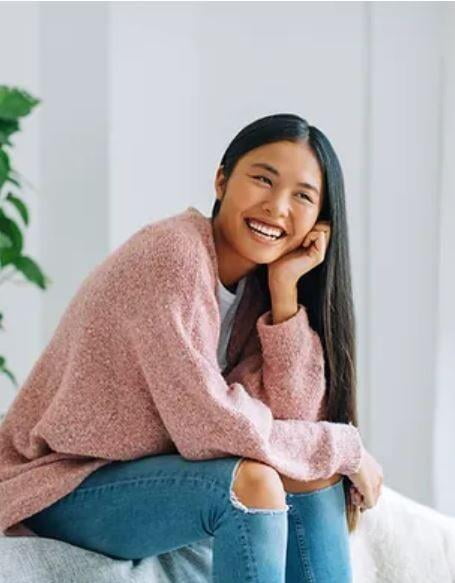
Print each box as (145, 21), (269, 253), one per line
(229, 459), (289, 514)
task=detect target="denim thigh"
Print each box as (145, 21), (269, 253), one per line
(22, 454), (352, 582)
(23, 453), (245, 561)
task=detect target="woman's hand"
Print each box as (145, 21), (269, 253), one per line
(267, 220), (331, 289)
(347, 448), (384, 512)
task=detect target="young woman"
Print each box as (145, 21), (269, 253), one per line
(0, 113), (383, 582)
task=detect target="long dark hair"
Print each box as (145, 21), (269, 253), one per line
(211, 113), (361, 532)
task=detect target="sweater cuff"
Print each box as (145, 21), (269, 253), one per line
(336, 422), (364, 476)
(256, 304), (313, 364)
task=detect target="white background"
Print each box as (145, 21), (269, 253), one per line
(0, 1), (453, 515)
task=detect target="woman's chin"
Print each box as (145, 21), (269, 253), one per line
(239, 246), (282, 266)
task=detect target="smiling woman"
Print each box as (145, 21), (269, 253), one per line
(0, 112), (381, 583)
(210, 113), (383, 533)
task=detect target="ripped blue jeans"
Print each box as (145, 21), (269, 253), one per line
(22, 453), (353, 582)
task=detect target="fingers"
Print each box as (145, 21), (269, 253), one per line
(350, 486), (362, 506)
(351, 481), (383, 513)
(303, 230), (328, 261)
(312, 221), (331, 240)
(349, 458), (384, 514)
(304, 224), (331, 251)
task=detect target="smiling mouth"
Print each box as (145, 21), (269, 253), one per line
(244, 218), (287, 242)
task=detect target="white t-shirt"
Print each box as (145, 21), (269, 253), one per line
(216, 275), (248, 371)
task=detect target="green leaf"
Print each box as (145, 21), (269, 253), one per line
(6, 192), (29, 225)
(0, 231), (12, 248)
(0, 312), (3, 329)
(5, 175), (21, 188)
(10, 255), (48, 290)
(0, 356), (17, 387)
(0, 208), (22, 255)
(0, 86), (41, 121)
(0, 247), (18, 267)
(0, 149), (10, 190)
(0, 119), (20, 146)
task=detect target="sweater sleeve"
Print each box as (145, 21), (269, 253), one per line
(224, 304), (327, 422)
(129, 235), (364, 481)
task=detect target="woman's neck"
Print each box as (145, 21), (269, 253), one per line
(212, 217), (256, 289)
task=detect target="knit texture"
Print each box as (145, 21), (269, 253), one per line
(0, 206), (364, 535)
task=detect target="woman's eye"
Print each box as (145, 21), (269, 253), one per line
(252, 175), (312, 203)
(297, 192), (313, 202)
(253, 175), (272, 185)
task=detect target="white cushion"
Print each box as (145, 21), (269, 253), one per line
(0, 535), (213, 583)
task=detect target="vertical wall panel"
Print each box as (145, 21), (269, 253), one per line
(434, 2), (455, 516)
(368, 2), (443, 505)
(40, 3), (110, 343)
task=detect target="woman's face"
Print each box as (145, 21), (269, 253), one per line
(212, 140), (324, 283)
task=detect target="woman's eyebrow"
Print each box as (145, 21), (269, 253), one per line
(249, 162), (320, 196)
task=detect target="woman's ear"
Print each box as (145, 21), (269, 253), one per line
(214, 166), (227, 201)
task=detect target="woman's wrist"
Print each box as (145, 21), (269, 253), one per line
(269, 282), (299, 324)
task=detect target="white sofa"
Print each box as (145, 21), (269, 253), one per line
(1, 484), (454, 583)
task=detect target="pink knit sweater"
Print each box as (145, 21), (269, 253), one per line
(0, 206), (364, 536)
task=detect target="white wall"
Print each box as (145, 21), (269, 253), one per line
(39, 2), (110, 343)
(0, 1), (452, 513)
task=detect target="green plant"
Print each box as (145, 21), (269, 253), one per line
(0, 85), (51, 388)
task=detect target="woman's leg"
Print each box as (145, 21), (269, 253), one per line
(22, 454), (289, 583)
(284, 477), (353, 582)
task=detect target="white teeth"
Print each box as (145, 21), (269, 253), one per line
(246, 219), (284, 238)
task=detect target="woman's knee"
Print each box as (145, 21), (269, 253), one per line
(231, 459), (287, 510)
